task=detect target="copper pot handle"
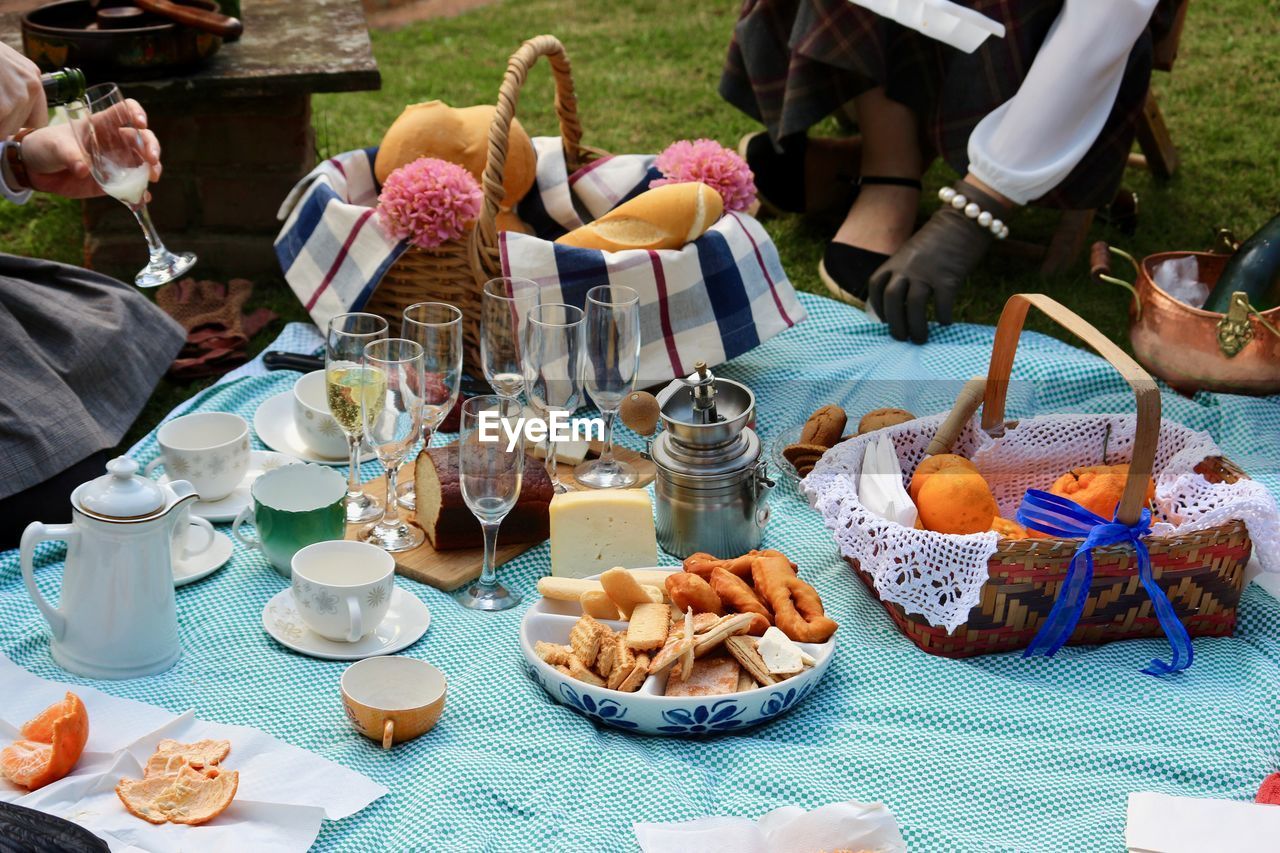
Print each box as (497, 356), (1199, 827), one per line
(1091, 241), (1143, 320)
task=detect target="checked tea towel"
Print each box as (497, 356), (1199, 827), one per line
(4, 294), (1280, 852)
(275, 138), (803, 387)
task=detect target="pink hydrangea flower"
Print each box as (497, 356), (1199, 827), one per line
(377, 157), (483, 249)
(651, 138), (757, 213)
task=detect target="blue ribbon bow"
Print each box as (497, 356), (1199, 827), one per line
(1015, 489), (1193, 676)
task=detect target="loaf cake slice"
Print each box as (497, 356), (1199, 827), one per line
(414, 447), (553, 550)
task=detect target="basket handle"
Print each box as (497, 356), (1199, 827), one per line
(934, 294), (1161, 526)
(476, 35), (585, 246)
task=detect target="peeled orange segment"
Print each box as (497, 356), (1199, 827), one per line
(0, 692), (89, 791)
(144, 739), (231, 778)
(117, 765), (239, 826)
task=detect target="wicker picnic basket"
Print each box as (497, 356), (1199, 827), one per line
(363, 34), (606, 376)
(847, 294), (1253, 658)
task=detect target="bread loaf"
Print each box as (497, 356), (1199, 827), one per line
(414, 447), (552, 550)
(375, 101), (536, 210)
(555, 182), (724, 252)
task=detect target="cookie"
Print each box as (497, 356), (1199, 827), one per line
(857, 407), (915, 435)
(799, 404), (847, 448)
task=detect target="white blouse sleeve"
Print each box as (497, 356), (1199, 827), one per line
(965, 0), (1159, 205)
(0, 140), (32, 205)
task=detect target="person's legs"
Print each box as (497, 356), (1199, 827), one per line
(833, 86), (923, 254)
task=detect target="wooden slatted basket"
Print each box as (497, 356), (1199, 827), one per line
(848, 294), (1253, 658)
(364, 35), (606, 376)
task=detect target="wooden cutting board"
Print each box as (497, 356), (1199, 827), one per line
(344, 442), (655, 591)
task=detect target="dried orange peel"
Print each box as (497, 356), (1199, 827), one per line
(117, 738), (236, 826)
(0, 692), (89, 791)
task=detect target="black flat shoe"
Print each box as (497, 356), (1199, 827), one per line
(818, 243), (888, 309)
(817, 176), (923, 308)
(739, 131), (808, 215)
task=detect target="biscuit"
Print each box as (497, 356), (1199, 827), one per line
(595, 634), (620, 679)
(569, 616), (606, 667)
(857, 407), (915, 435)
(617, 653), (650, 692)
(799, 404), (847, 448)
(600, 568), (655, 619)
(579, 590), (621, 620)
(534, 641), (573, 667)
(627, 602), (670, 652)
(664, 656), (740, 697)
(565, 654), (606, 687)
(725, 636), (777, 686)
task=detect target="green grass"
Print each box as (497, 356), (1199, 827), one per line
(2, 0), (1277, 447)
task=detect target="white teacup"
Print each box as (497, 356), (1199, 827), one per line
(291, 541), (394, 642)
(293, 370), (348, 459)
(144, 412), (250, 501)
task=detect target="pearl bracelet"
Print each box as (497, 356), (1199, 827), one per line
(938, 186), (1008, 239)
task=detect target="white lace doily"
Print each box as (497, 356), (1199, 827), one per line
(802, 414), (1280, 633)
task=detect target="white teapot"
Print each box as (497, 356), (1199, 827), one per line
(20, 457), (198, 680)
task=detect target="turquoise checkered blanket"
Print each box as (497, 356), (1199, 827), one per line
(3, 293), (1278, 851)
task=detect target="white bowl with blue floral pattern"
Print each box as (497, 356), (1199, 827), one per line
(519, 568), (836, 735)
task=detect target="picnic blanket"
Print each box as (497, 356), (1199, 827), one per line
(4, 293), (1280, 852)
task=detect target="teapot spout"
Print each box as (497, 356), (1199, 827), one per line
(164, 479), (201, 509)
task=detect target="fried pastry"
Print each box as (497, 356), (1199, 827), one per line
(751, 553), (838, 643)
(709, 567), (773, 635)
(665, 572), (723, 615)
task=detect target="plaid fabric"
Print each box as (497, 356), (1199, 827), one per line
(720, 0), (1174, 209)
(275, 139), (803, 385)
(3, 295), (1280, 851)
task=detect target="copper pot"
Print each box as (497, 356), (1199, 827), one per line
(1092, 243), (1280, 396)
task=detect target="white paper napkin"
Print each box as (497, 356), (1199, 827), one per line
(1125, 792), (1280, 853)
(858, 435), (918, 529)
(849, 0), (1006, 53)
(634, 800), (907, 853)
(0, 655), (386, 852)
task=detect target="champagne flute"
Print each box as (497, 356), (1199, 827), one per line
(360, 338), (427, 552)
(66, 83), (195, 288)
(523, 303), (585, 494)
(453, 395), (524, 611)
(481, 277), (540, 400)
(326, 313), (388, 524)
(575, 285), (642, 489)
(397, 302), (463, 511)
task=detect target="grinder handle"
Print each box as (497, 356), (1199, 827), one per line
(134, 0), (244, 39)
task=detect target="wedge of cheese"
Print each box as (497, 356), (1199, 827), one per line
(549, 490), (658, 578)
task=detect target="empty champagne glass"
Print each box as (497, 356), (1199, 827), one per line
(67, 83), (195, 287)
(326, 313), (389, 524)
(575, 285), (642, 489)
(523, 303), (584, 494)
(481, 277), (540, 400)
(397, 302), (464, 511)
(360, 338), (427, 552)
(453, 395), (524, 611)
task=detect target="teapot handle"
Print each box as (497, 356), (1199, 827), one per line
(20, 522), (75, 642)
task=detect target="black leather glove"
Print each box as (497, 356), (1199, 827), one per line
(868, 180), (1012, 344)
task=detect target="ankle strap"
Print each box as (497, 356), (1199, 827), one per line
(857, 176), (923, 190)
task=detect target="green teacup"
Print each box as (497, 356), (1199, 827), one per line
(232, 463), (347, 577)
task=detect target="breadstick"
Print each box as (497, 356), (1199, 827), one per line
(601, 567), (656, 619)
(580, 590), (621, 620)
(538, 575), (665, 604)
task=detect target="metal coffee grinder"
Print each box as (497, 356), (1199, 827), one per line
(621, 362), (773, 558)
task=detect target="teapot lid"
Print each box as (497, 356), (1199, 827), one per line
(78, 457), (166, 519)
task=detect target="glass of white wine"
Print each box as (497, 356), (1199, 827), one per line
(326, 313), (389, 524)
(481, 277), (540, 401)
(360, 338), (427, 552)
(66, 83), (196, 288)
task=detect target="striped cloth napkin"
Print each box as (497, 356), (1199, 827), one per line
(274, 138), (804, 387)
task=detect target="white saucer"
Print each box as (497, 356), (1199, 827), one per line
(173, 528), (234, 586)
(262, 587), (430, 661)
(253, 391), (375, 466)
(158, 450), (301, 523)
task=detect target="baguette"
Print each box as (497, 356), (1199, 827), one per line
(556, 182), (724, 252)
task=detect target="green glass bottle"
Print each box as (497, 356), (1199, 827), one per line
(40, 68), (87, 106)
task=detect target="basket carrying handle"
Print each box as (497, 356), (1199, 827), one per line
(931, 293), (1161, 527)
(475, 35), (585, 253)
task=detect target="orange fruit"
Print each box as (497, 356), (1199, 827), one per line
(0, 692), (89, 791)
(1049, 464), (1156, 521)
(990, 516), (1029, 539)
(917, 469), (999, 535)
(117, 764), (239, 826)
(909, 454), (979, 503)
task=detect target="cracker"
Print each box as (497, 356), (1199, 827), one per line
(664, 656), (741, 697)
(627, 602), (670, 652)
(725, 635), (777, 686)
